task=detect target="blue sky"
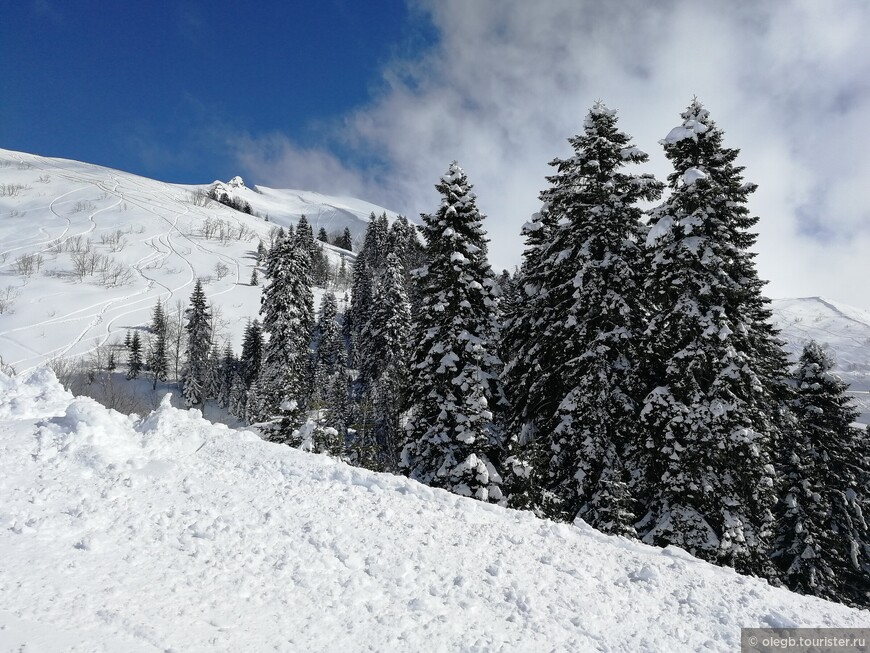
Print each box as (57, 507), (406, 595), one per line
(4, 0), (870, 305)
(2, 0), (434, 183)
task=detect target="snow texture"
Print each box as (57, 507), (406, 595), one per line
(1, 372), (865, 651)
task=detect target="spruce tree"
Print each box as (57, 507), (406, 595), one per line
(127, 331), (143, 380)
(250, 268), (259, 286)
(401, 163), (507, 502)
(182, 279), (212, 408)
(217, 342), (235, 409)
(638, 99), (787, 576)
(335, 226), (353, 252)
(501, 208), (555, 511)
(505, 104), (663, 531)
(239, 319), (264, 388)
(772, 341), (870, 606)
(147, 299), (168, 389)
(317, 227), (330, 243)
(312, 293), (344, 403)
(258, 230), (314, 441)
(363, 252), (412, 471)
(346, 213), (389, 369)
(205, 343), (222, 401)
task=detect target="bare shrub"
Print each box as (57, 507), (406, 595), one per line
(213, 261), (230, 280)
(190, 188), (211, 207)
(15, 252), (43, 278)
(71, 200), (95, 213)
(0, 183), (28, 197)
(236, 223), (254, 241)
(100, 229), (128, 252)
(46, 356), (81, 390)
(0, 285), (19, 315)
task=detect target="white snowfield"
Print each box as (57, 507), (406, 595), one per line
(0, 370), (865, 652)
(0, 148), (387, 373)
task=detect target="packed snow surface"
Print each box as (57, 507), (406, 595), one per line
(0, 371), (865, 652)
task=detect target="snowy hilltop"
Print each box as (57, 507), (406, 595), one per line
(0, 369), (865, 652)
(0, 148), (393, 373)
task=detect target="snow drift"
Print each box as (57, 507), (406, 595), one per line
(0, 371), (865, 652)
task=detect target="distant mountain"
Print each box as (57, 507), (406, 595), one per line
(772, 297), (870, 423)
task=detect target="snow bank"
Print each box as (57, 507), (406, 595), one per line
(0, 371), (865, 652)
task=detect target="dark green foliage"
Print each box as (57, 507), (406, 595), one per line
(127, 331), (143, 380)
(772, 341), (870, 607)
(259, 230), (314, 441)
(182, 279), (212, 407)
(402, 163), (507, 502)
(638, 99), (786, 576)
(504, 104), (663, 532)
(147, 299), (168, 389)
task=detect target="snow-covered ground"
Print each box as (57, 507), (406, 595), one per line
(0, 369), (866, 652)
(0, 148), (390, 375)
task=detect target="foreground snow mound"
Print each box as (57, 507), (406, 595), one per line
(0, 372), (865, 652)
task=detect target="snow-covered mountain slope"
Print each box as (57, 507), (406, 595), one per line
(0, 148), (383, 374)
(772, 297), (870, 422)
(0, 369), (865, 652)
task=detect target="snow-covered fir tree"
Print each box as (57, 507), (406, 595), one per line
(346, 213), (389, 370)
(335, 226), (353, 252)
(239, 319), (263, 389)
(638, 99), (788, 576)
(147, 298), (168, 390)
(182, 279), (212, 408)
(355, 252), (412, 472)
(504, 104), (663, 532)
(217, 342), (235, 409)
(258, 229), (314, 441)
(127, 331), (143, 380)
(401, 162), (507, 502)
(205, 343), (222, 402)
(772, 341), (870, 607)
(312, 292), (344, 405)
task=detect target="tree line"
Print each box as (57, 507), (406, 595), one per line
(123, 99), (868, 609)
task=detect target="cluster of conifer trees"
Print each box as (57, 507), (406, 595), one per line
(127, 99), (868, 608)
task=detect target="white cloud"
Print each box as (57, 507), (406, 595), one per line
(238, 0), (870, 307)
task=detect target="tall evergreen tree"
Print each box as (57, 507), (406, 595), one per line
(362, 252), (412, 471)
(312, 293), (344, 403)
(147, 299), (168, 389)
(401, 163), (507, 502)
(504, 104), (663, 532)
(217, 342), (236, 409)
(127, 331), (143, 380)
(239, 319), (264, 388)
(258, 230), (314, 441)
(205, 343), (222, 401)
(346, 213), (389, 368)
(772, 341), (870, 606)
(334, 226), (354, 252)
(182, 279), (212, 408)
(638, 99), (787, 576)
(317, 227), (330, 243)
